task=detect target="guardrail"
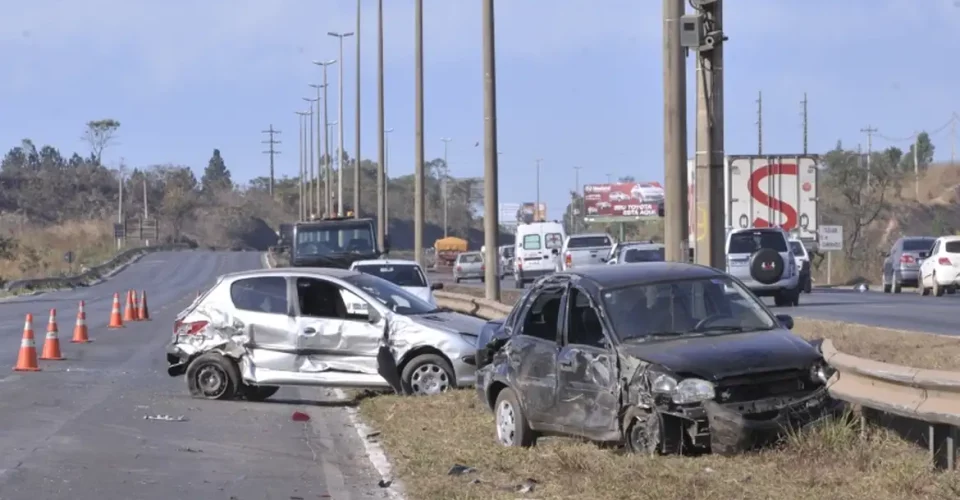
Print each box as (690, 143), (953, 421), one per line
(436, 290), (960, 471)
(4, 243), (193, 292)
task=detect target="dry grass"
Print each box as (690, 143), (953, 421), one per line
(360, 390), (960, 500)
(442, 284), (960, 370)
(0, 218), (117, 281)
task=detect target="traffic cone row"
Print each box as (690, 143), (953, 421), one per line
(13, 290), (150, 372)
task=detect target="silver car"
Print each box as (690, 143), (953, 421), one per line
(725, 227), (800, 307)
(454, 251), (485, 283)
(165, 268), (483, 400)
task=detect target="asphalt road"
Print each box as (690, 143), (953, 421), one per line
(0, 250), (387, 500)
(433, 271), (960, 336)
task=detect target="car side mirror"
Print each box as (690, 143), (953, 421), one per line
(430, 282), (443, 290)
(775, 314), (794, 330)
(368, 308), (382, 324)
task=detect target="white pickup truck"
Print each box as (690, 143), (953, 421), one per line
(561, 233), (614, 270)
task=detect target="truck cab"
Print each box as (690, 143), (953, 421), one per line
(290, 216), (384, 269)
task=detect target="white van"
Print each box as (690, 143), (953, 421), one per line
(513, 221), (565, 288)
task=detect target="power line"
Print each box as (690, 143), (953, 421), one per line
(874, 114), (958, 143)
(261, 125), (282, 198)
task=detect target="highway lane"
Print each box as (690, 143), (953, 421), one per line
(0, 251), (387, 500)
(433, 271), (960, 336)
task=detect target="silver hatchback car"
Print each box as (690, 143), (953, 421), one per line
(166, 268), (484, 400)
(454, 251), (485, 283)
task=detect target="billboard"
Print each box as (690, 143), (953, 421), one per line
(499, 203), (521, 226)
(582, 182), (663, 222)
(517, 202), (547, 223)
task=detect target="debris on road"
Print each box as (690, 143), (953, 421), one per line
(143, 414), (188, 422)
(291, 410), (310, 422)
(448, 464), (477, 476)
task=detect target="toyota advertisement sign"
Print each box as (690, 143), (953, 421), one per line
(582, 182), (663, 221)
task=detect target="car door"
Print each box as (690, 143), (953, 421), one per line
(920, 240), (938, 285)
(506, 283), (565, 425)
(292, 276), (384, 375)
(554, 286), (619, 439)
(228, 276), (299, 373)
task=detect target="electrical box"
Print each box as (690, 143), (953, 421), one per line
(679, 14), (701, 48)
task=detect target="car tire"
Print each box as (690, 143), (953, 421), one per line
(241, 384), (280, 401)
(882, 273), (891, 293)
(454, 277), (461, 284)
(918, 278), (930, 296)
(185, 352), (241, 401)
(892, 273), (902, 294)
(933, 275), (944, 297)
(493, 387), (536, 448)
(948, 287), (957, 295)
(400, 353), (455, 396)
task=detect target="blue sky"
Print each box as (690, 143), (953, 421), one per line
(1, 0), (958, 220)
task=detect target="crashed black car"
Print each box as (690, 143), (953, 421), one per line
(474, 263), (841, 455)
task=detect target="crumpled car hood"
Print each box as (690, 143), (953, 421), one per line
(405, 311), (486, 338)
(618, 328), (819, 380)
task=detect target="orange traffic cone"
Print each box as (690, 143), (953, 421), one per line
(130, 290), (140, 321)
(13, 314), (40, 371)
(108, 293), (124, 328)
(72, 301), (91, 343)
(123, 290), (136, 322)
(40, 309), (64, 360)
(138, 290), (150, 321)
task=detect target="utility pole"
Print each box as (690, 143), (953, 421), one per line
(309, 84), (325, 215)
(691, 0), (726, 269)
(385, 127), (394, 236)
(535, 159), (543, 222)
(354, 0), (362, 218)
(573, 166), (582, 234)
(861, 125), (877, 185)
(413, 0), (425, 267)
(801, 93), (808, 154)
(441, 137), (452, 237)
(663, 0), (688, 263)
(756, 91), (762, 154)
(117, 160), (125, 250)
(327, 121), (339, 210)
(314, 60), (336, 216)
(482, 0), (501, 301)
(296, 111), (309, 220)
(261, 125), (281, 198)
(303, 98), (318, 218)
(376, 0), (387, 249)
(328, 32), (354, 216)
(914, 131), (920, 200)
(142, 177), (150, 246)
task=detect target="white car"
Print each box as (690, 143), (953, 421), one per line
(918, 235), (960, 296)
(350, 259), (442, 306)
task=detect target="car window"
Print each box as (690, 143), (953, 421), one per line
(601, 276), (776, 341)
(505, 286), (535, 331)
(296, 277), (370, 320)
(903, 239), (935, 251)
(623, 247), (665, 263)
(502, 246), (515, 258)
(789, 241), (805, 256)
(727, 231), (788, 253)
(295, 222), (376, 255)
(343, 274), (436, 315)
(354, 264), (427, 287)
(545, 233), (564, 249)
(230, 277), (288, 314)
(519, 287), (563, 342)
(566, 236), (610, 248)
(566, 288), (608, 348)
(522, 234), (541, 250)
(945, 241), (960, 253)
(459, 253), (482, 264)
(930, 241), (941, 255)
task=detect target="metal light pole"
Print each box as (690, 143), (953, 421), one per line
(413, 0), (425, 267)
(328, 31), (354, 216)
(354, 0), (362, 218)
(376, 0), (386, 248)
(296, 111), (309, 220)
(482, 0), (500, 300)
(313, 60), (336, 216)
(535, 158), (543, 222)
(327, 121), (339, 210)
(302, 97), (318, 218)
(385, 127), (394, 235)
(573, 165), (582, 234)
(441, 137), (452, 237)
(309, 83), (326, 215)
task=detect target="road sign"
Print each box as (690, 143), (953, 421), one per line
(819, 225), (843, 251)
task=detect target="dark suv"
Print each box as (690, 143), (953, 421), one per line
(882, 236), (936, 293)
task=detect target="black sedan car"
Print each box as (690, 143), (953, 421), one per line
(474, 263), (841, 455)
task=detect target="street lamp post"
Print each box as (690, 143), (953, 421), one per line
(440, 137), (452, 237)
(309, 83), (326, 215)
(302, 97), (318, 218)
(384, 128), (394, 234)
(313, 60), (336, 216)
(328, 31), (354, 216)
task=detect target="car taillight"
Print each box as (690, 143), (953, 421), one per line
(565, 253), (572, 267)
(174, 320), (208, 336)
(481, 264), (485, 271)
(456, 266), (462, 272)
(516, 258), (523, 270)
(939, 257), (952, 265)
(900, 255), (915, 264)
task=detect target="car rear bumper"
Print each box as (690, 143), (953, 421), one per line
(166, 343), (189, 377)
(740, 274), (800, 295)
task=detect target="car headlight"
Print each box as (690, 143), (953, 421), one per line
(809, 360), (834, 385)
(649, 370), (716, 404)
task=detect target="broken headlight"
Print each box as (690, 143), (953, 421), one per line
(649, 369), (716, 405)
(809, 360), (834, 385)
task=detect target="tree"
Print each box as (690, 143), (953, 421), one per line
(81, 119), (121, 165)
(899, 131), (935, 173)
(201, 149), (233, 193)
(159, 166), (199, 239)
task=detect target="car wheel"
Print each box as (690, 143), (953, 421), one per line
(882, 273), (891, 293)
(791, 286), (801, 306)
(933, 275), (944, 297)
(240, 384), (280, 401)
(918, 278), (930, 296)
(948, 287), (957, 295)
(892, 273), (902, 294)
(454, 277), (461, 284)
(185, 352), (241, 400)
(493, 387), (536, 448)
(400, 353), (455, 396)
(514, 277), (524, 289)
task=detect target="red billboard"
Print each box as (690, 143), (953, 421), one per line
(582, 182), (663, 219)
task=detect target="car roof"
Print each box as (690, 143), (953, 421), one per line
(569, 233), (609, 238)
(622, 243), (664, 249)
(221, 267), (362, 280)
(937, 235), (960, 242)
(555, 262), (724, 290)
(352, 259), (421, 267)
(729, 227), (786, 235)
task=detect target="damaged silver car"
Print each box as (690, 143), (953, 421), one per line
(475, 263), (843, 455)
(166, 268), (484, 400)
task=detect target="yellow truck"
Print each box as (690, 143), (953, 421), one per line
(434, 237), (468, 266)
